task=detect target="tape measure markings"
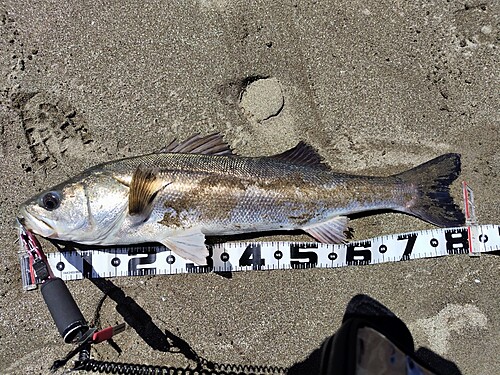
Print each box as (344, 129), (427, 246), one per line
(32, 225), (499, 284)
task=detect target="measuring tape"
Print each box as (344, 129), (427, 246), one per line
(19, 183), (499, 288)
(41, 225), (500, 281)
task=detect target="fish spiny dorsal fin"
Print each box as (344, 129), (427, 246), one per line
(157, 133), (235, 156)
(271, 141), (330, 169)
(129, 165), (167, 220)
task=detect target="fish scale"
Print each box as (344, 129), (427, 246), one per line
(103, 153), (399, 223)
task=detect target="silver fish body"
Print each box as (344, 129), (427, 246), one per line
(18, 134), (464, 265)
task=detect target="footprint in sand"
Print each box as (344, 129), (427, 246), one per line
(12, 92), (93, 169)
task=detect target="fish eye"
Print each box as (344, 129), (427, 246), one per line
(39, 191), (61, 211)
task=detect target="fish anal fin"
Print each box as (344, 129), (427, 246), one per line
(129, 165), (167, 220)
(271, 142), (329, 169)
(158, 133), (235, 156)
(160, 228), (209, 265)
(302, 216), (349, 243)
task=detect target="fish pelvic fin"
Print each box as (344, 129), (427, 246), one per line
(303, 216), (349, 243)
(129, 165), (168, 221)
(160, 228), (209, 265)
(395, 153), (465, 227)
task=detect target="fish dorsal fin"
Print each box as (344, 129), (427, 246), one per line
(302, 216), (349, 243)
(158, 133), (234, 156)
(129, 165), (167, 220)
(271, 142), (329, 169)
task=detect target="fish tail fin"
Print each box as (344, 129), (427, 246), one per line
(395, 153), (465, 227)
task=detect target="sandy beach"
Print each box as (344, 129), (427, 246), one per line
(1, 1), (499, 374)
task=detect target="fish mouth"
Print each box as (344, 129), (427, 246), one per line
(18, 206), (58, 238)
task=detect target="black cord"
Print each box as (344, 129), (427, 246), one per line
(73, 357), (287, 375)
(71, 277), (287, 374)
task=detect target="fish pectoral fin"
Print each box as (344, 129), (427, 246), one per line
(158, 133), (235, 156)
(129, 164), (168, 221)
(160, 228), (209, 266)
(302, 216), (349, 243)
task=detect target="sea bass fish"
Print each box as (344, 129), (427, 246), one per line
(18, 133), (464, 265)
